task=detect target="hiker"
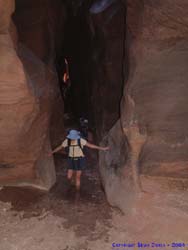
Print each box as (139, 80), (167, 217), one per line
(79, 117), (89, 139)
(49, 129), (109, 190)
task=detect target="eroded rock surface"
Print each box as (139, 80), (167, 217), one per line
(89, 1), (125, 138)
(62, 1), (125, 134)
(99, 0), (188, 212)
(0, 0), (65, 189)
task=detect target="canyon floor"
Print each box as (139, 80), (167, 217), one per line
(0, 151), (188, 250)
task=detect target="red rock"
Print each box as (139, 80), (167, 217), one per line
(99, 0), (188, 212)
(0, 0), (65, 190)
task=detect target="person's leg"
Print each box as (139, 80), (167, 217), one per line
(67, 158), (74, 181)
(75, 170), (82, 190)
(67, 169), (73, 180)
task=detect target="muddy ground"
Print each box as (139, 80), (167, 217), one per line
(0, 152), (188, 250)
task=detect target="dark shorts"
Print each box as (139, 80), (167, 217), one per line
(67, 157), (86, 171)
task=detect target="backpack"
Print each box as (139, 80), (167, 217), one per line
(65, 138), (84, 157)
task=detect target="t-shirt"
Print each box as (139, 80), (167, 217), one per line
(62, 138), (87, 157)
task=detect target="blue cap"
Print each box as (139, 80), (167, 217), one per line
(67, 130), (81, 140)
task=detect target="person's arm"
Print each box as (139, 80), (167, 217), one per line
(85, 142), (109, 151)
(48, 142), (65, 156)
(52, 144), (64, 153)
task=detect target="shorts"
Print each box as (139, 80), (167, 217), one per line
(67, 157), (86, 171)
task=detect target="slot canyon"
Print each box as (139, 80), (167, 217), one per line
(0, 0), (188, 249)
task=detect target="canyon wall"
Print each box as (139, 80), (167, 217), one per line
(0, 0), (65, 190)
(99, 0), (188, 212)
(89, 1), (125, 138)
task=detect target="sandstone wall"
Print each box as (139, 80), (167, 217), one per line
(99, 0), (188, 212)
(0, 0), (65, 189)
(89, 1), (125, 138)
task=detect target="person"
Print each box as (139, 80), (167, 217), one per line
(79, 117), (89, 139)
(49, 129), (109, 191)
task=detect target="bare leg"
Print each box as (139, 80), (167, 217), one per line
(67, 169), (73, 180)
(76, 170), (82, 190)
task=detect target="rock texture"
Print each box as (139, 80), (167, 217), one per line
(0, 0), (65, 189)
(62, 1), (125, 133)
(99, 0), (188, 212)
(89, 1), (125, 137)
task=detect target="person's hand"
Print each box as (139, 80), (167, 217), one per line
(102, 147), (109, 151)
(48, 152), (53, 157)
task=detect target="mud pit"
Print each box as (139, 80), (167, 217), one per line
(0, 152), (188, 250)
(0, 153), (114, 250)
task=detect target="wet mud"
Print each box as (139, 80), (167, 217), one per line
(0, 154), (112, 240)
